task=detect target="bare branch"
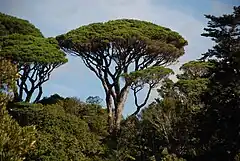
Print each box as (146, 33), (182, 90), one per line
(131, 84), (154, 116)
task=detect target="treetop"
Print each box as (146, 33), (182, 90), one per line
(180, 61), (214, 71)
(178, 61), (214, 80)
(57, 18), (187, 50)
(124, 66), (174, 85)
(0, 34), (67, 64)
(0, 12), (43, 37)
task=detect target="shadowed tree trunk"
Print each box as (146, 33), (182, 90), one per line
(34, 86), (43, 103)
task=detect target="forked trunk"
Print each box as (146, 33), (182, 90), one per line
(114, 87), (129, 132)
(105, 87), (129, 134)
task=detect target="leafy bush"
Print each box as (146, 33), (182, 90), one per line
(9, 100), (108, 161)
(0, 108), (36, 161)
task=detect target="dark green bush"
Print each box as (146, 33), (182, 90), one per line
(0, 108), (36, 161)
(9, 100), (108, 161)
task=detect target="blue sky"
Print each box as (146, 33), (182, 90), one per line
(0, 0), (238, 116)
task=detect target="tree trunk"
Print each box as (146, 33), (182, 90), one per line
(114, 87), (129, 132)
(25, 89), (34, 102)
(18, 87), (23, 101)
(106, 93), (114, 133)
(17, 79), (25, 102)
(115, 101), (124, 131)
(34, 86), (43, 103)
(13, 89), (20, 102)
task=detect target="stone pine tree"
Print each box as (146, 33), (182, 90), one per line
(0, 12), (43, 37)
(57, 19), (187, 131)
(0, 12), (68, 102)
(0, 34), (67, 102)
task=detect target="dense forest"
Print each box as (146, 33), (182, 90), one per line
(0, 5), (239, 161)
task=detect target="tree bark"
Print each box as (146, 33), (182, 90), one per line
(17, 78), (27, 102)
(25, 89), (34, 102)
(34, 85), (43, 103)
(114, 87), (129, 131)
(115, 101), (124, 131)
(106, 93), (114, 133)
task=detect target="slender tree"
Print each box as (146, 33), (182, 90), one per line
(0, 13), (67, 102)
(126, 66), (174, 116)
(57, 19), (187, 131)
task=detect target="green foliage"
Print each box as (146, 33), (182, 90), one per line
(0, 108), (36, 161)
(0, 58), (18, 106)
(86, 96), (103, 105)
(9, 98), (108, 161)
(196, 6), (240, 160)
(141, 100), (197, 157)
(124, 66), (174, 114)
(161, 153), (186, 161)
(157, 78), (177, 99)
(0, 12), (43, 37)
(235, 153), (240, 161)
(175, 78), (209, 105)
(61, 97), (108, 137)
(57, 19), (187, 130)
(37, 94), (65, 105)
(114, 60), (210, 160)
(171, 61), (214, 108)
(177, 61), (214, 80)
(0, 5), (238, 161)
(110, 95), (197, 161)
(112, 116), (140, 161)
(0, 54), (36, 161)
(0, 34), (67, 64)
(57, 19), (187, 50)
(0, 12), (68, 102)
(201, 6), (240, 61)
(0, 58), (17, 89)
(124, 66), (174, 87)
(160, 149), (186, 161)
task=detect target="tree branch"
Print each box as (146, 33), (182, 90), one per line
(131, 84), (154, 116)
